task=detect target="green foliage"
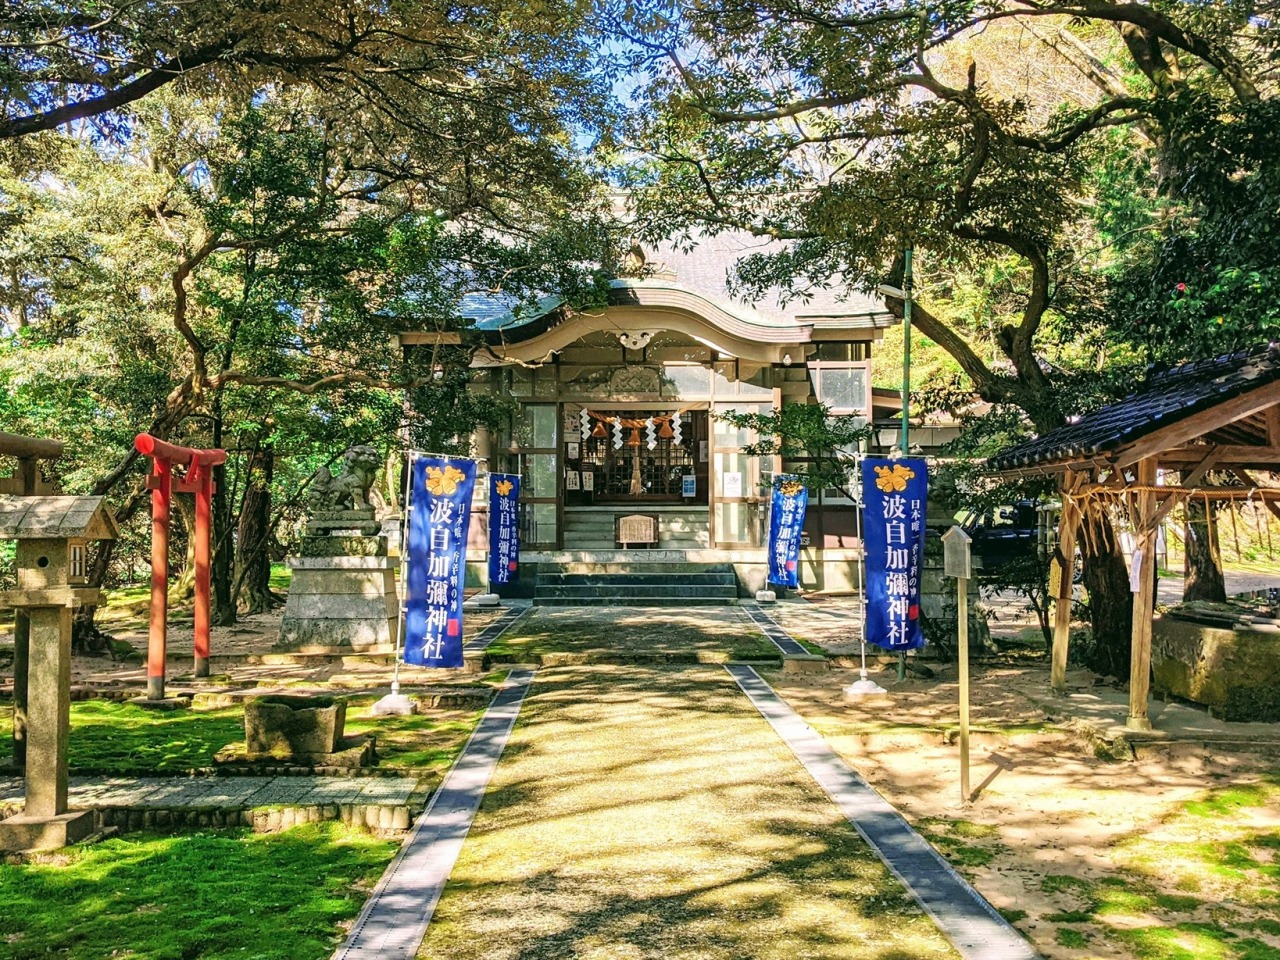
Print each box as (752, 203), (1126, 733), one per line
(716, 403), (872, 498)
(0, 823), (396, 960)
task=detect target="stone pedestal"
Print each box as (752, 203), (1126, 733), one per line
(0, 605), (93, 851)
(278, 509), (399, 651)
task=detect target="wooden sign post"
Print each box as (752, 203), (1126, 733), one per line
(942, 526), (973, 804)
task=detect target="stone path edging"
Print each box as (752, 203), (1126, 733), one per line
(742, 602), (811, 656)
(462, 605), (530, 652)
(331, 669), (536, 960)
(726, 664), (1040, 960)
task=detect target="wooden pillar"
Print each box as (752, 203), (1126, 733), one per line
(146, 459), (171, 701)
(1050, 474), (1081, 693)
(1127, 457), (1158, 731)
(192, 466), (212, 678)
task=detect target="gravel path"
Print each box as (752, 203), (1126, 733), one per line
(415, 665), (961, 960)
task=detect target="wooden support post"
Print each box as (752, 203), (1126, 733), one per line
(1127, 457), (1158, 731)
(957, 574), (971, 804)
(193, 467), (212, 678)
(146, 459), (171, 701)
(1051, 475), (1082, 693)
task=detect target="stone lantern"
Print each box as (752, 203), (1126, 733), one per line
(0, 494), (117, 851)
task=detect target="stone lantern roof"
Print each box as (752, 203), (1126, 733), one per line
(0, 495), (118, 541)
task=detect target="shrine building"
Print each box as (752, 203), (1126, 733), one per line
(398, 233), (900, 597)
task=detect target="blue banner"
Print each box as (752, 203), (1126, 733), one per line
(488, 473), (521, 586)
(404, 456), (476, 668)
(862, 458), (928, 651)
(767, 475), (809, 588)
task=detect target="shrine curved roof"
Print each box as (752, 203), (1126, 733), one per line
(458, 231), (893, 341)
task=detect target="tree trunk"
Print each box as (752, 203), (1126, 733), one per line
(235, 443), (275, 614)
(170, 493), (196, 603)
(210, 407), (236, 626)
(1183, 498), (1227, 602)
(1079, 510), (1134, 678)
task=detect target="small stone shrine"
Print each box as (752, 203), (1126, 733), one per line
(0, 494), (118, 851)
(278, 445), (399, 651)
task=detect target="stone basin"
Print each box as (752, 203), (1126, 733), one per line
(1152, 600), (1280, 722)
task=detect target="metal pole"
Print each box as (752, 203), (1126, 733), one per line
(901, 243), (913, 456)
(389, 452), (417, 697)
(899, 242), (914, 681)
(958, 574), (971, 804)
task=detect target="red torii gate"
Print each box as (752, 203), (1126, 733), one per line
(134, 435), (226, 700)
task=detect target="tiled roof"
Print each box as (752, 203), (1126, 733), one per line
(989, 343), (1280, 472)
(458, 231), (892, 333)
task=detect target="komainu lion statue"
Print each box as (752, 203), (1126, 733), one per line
(308, 445), (382, 513)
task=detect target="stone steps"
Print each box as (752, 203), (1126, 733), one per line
(533, 562), (741, 607)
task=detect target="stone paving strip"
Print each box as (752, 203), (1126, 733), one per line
(332, 669), (535, 960)
(415, 665), (962, 960)
(727, 664), (1039, 960)
(0, 774), (417, 810)
(462, 603), (530, 652)
(742, 601), (812, 656)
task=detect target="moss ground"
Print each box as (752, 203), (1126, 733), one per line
(0, 696), (483, 775)
(0, 822), (396, 960)
(417, 665), (958, 960)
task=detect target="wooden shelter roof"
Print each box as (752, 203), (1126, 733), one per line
(990, 343), (1280, 474)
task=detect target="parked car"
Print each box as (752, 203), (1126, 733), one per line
(956, 501), (1041, 573)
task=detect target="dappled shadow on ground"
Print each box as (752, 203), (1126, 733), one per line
(418, 665), (959, 960)
(769, 664), (1280, 960)
(487, 608), (778, 661)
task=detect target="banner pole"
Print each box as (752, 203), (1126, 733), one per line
(846, 455), (887, 698)
(372, 450), (416, 715)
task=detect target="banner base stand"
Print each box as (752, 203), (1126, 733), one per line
(370, 692), (415, 716)
(845, 672), (890, 698)
(465, 593), (501, 609)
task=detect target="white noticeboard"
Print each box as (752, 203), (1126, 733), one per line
(682, 475), (696, 498)
(942, 526), (972, 580)
(723, 472), (743, 497)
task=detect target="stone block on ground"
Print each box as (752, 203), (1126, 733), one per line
(783, 653), (828, 674)
(244, 695), (347, 758)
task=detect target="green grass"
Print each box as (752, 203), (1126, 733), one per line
(0, 822), (396, 960)
(916, 817), (1005, 869)
(1, 697), (485, 775)
(1055, 927), (1091, 948)
(0, 700), (244, 774)
(485, 608), (781, 663)
(344, 697), (482, 771)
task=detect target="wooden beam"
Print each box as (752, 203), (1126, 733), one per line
(1112, 379), (1280, 469)
(1050, 473), (1082, 694)
(1266, 406), (1280, 445)
(1127, 457), (1158, 731)
(1159, 444), (1280, 465)
(1180, 447), (1225, 488)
